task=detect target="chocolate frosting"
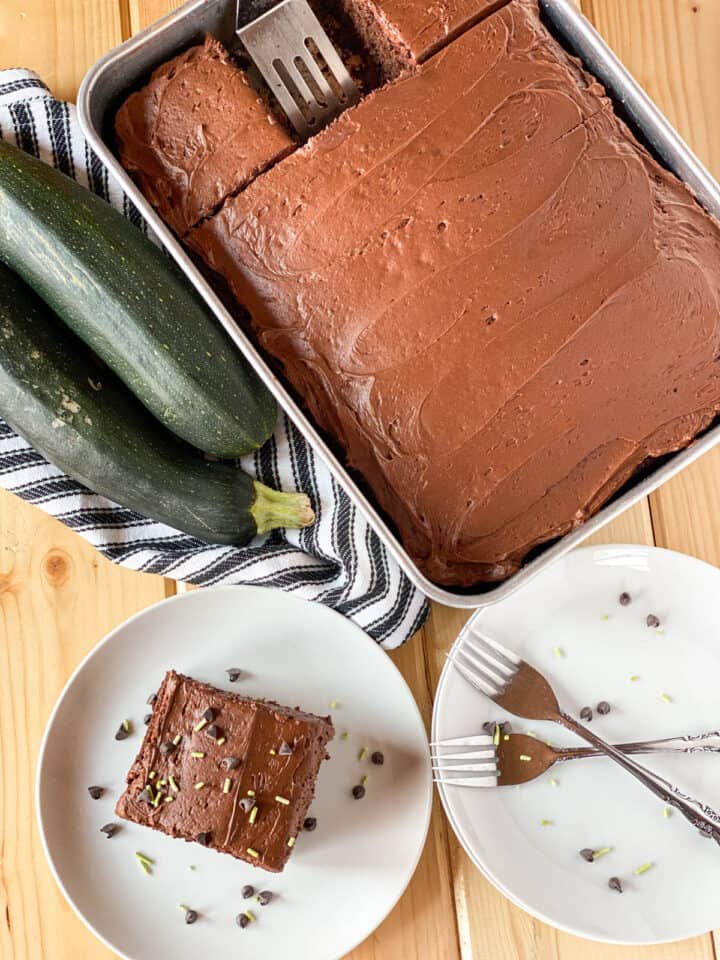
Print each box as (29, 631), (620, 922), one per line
(364, 0), (502, 60)
(115, 35), (295, 236)
(116, 671), (334, 872)
(187, 0), (720, 586)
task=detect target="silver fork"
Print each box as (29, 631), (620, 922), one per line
(236, 0), (360, 139)
(448, 630), (720, 842)
(432, 730), (720, 788)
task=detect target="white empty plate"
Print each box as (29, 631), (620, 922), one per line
(433, 545), (720, 944)
(37, 585), (431, 960)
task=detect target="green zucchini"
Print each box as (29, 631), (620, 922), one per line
(0, 138), (276, 458)
(0, 262), (313, 544)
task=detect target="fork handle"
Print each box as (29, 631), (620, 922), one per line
(558, 712), (720, 844)
(556, 730), (720, 760)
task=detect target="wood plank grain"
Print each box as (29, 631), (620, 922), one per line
(0, 0), (122, 102)
(0, 492), (170, 960)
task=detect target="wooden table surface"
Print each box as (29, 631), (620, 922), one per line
(1, 1), (719, 957)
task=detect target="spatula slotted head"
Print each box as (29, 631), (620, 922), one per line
(237, 0), (360, 139)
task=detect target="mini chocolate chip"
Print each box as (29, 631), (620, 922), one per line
(236, 913), (250, 929)
(580, 848), (595, 862)
(159, 741), (177, 755)
(371, 751), (385, 766)
(608, 876), (623, 893)
(100, 823), (118, 838)
(597, 701), (611, 716)
(482, 721), (510, 736)
(196, 832), (211, 846)
(242, 885), (255, 900)
(223, 756), (241, 770)
(278, 740), (293, 756)
(185, 909), (198, 924)
(143, 713), (152, 725)
(138, 787), (153, 804)
(352, 785), (366, 799)
(206, 724), (221, 740)
(303, 817), (317, 832)
(646, 614), (660, 628)
(227, 668), (243, 683)
(115, 724), (129, 741)
(579, 706), (593, 722)
(88, 785), (104, 800)
(619, 592), (631, 606)
(203, 707), (216, 723)
(257, 890), (273, 906)
(146, 693), (157, 706)
(239, 797), (255, 813)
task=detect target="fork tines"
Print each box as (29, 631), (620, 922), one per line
(431, 733), (499, 788)
(448, 629), (520, 698)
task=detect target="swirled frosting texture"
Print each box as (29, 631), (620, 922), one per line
(115, 36), (295, 236)
(188, 0), (720, 586)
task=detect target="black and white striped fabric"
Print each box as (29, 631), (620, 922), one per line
(0, 69), (428, 648)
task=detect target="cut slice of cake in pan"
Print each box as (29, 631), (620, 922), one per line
(115, 35), (296, 237)
(116, 670), (334, 872)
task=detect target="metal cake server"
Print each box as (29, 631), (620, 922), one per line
(447, 630), (720, 843)
(432, 729), (720, 787)
(236, 0), (360, 139)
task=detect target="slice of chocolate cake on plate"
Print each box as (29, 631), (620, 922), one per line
(116, 670), (334, 872)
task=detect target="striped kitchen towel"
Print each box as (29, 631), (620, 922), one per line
(0, 69), (429, 648)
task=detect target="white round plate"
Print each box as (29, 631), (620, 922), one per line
(38, 585), (431, 960)
(433, 545), (720, 945)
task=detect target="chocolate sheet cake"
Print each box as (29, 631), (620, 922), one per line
(117, 0), (720, 587)
(115, 36), (295, 236)
(116, 671), (334, 872)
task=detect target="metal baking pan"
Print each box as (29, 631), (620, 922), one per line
(78, 0), (720, 608)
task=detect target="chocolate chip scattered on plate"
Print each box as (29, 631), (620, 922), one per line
(257, 890), (273, 906)
(371, 751), (385, 765)
(88, 785), (104, 800)
(608, 876), (623, 893)
(579, 706), (593, 722)
(185, 909), (198, 924)
(303, 816), (317, 831)
(146, 693), (157, 706)
(236, 913), (250, 928)
(100, 823), (119, 838)
(619, 592), (631, 606)
(227, 668), (243, 683)
(115, 722), (130, 741)
(196, 832), (211, 846)
(242, 885), (255, 900)
(352, 784), (366, 799)
(143, 713), (152, 725)
(580, 848), (595, 862)
(646, 613), (660, 628)
(597, 701), (611, 716)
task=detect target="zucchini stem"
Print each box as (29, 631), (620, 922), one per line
(251, 481), (315, 534)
